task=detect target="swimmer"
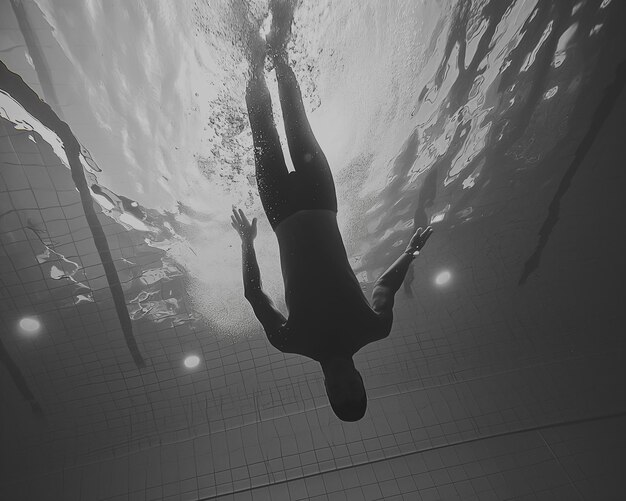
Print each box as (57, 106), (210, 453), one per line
(232, 0), (432, 421)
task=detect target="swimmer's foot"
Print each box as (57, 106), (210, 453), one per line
(267, 0), (296, 61)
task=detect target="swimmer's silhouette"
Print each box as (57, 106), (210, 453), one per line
(231, 1), (432, 422)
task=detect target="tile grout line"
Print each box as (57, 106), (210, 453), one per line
(536, 428), (585, 501)
(198, 410), (626, 500)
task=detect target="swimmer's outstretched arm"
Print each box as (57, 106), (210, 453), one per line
(372, 226), (433, 317)
(231, 208), (262, 296)
(231, 208), (286, 332)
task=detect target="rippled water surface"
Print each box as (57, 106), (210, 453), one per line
(2, 0), (620, 332)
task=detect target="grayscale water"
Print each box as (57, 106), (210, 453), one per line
(1, 0), (625, 499)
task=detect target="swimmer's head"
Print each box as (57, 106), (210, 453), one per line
(322, 357), (367, 422)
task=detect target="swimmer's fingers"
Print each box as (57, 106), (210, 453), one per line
(408, 227), (422, 249)
(231, 209), (243, 227)
(420, 226), (433, 244)
(231, 208), (258, 240)
(231, 216), (243, 236)
(233, 207), (252, 230)
(238, 208), (251, 227)
(232, 207), (242, 225)
(416, 226), (433, 250)
(408, 225), (433, 252)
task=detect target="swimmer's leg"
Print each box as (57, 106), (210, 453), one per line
(273, 52), (337, 211)
(245, 54), (291, 229)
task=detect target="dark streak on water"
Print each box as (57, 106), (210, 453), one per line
(358, 0), (624, 290)
(520, 59), (626, 285)
(0, 61), (146, 368)
(9, 0), (64, 119)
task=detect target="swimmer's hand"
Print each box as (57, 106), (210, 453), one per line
(231, 207), (258, 243)
(405, 226), (433, 255)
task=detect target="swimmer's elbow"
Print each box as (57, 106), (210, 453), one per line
(372, 285), (395, 318)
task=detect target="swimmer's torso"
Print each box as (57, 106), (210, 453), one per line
(273, 210), (390, 360)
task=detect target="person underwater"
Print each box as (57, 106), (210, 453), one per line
(232, 0), (433, 421)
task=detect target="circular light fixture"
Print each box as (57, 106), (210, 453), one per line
(435, 270), (452, 286)
(19, 317), (41, 334)
(184, 355), (201, 369)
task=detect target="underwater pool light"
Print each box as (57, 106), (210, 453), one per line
(19, 317), (41, 334)
(435, 270), (452, 286)
(184, 355), (201, 369)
